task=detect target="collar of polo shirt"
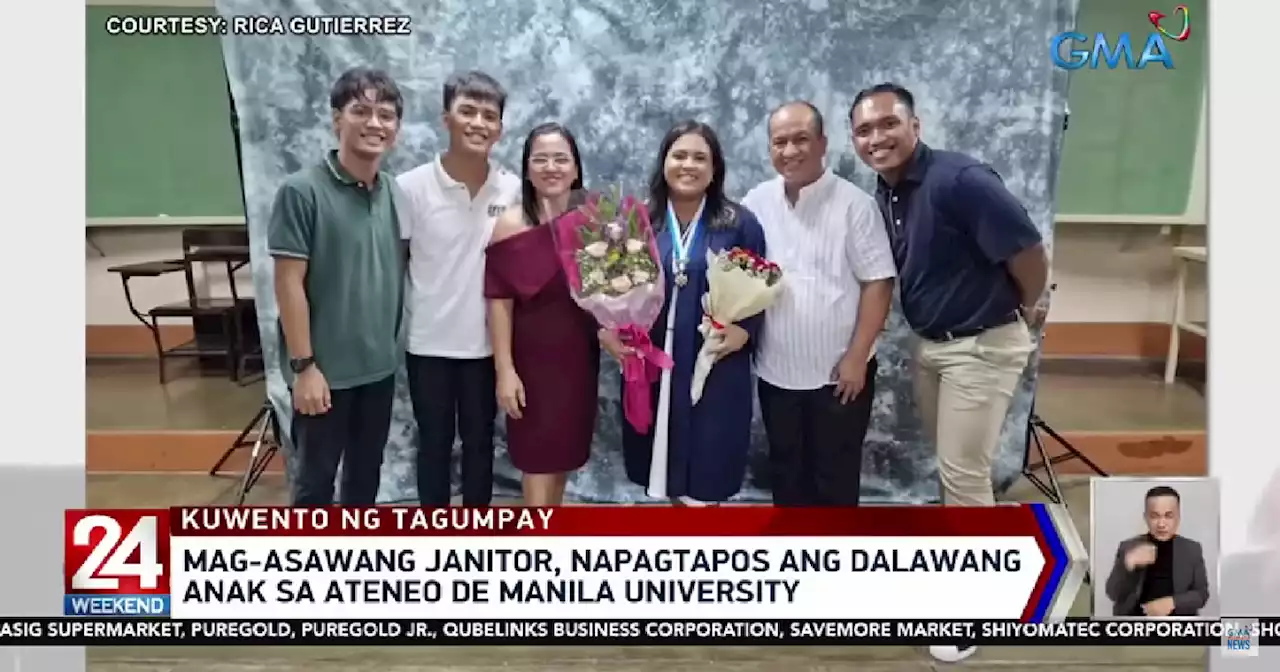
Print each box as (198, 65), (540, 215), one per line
(876, 143), (932, 193)
(324, 149), (382, 189)
(432, 154), (505, 194)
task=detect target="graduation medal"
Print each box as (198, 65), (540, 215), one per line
(667, 201), (703, 290)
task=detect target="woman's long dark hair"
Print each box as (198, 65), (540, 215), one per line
(520, 122), (585, 225)
(647, 119), (733, 231)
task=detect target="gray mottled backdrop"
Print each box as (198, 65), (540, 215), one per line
(218, 0), (1073, 504)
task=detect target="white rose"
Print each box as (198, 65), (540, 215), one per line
(630, 270), (651, 285)
(588, 270), (606, 285)
(584, 242), (609, 258)
(609, 275), (633, 293)
(625, 239), (645, 254)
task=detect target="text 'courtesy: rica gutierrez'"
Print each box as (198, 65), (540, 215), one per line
(102, 14), (413, 37)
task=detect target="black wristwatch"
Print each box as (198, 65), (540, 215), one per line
(290, 356), (316, 374)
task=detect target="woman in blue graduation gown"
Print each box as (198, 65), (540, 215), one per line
(615, 120), (766, 505)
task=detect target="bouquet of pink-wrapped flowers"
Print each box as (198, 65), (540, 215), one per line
(551, 188), (672, 433)
(691, 247), (785, 403)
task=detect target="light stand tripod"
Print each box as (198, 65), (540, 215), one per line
(1020, 282), (1109, 504)
(209, 401), (280, 505)
(206, 89), (283, 505)
(1023, 401), (1106, 590)
(1022, 402), (1108, 505)
(1022, 289), (1105, 595)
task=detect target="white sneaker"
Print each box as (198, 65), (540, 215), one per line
(928, 645), (977, 663)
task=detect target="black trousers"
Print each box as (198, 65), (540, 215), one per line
(758, 357), (878, 506)
(290, 375), (395, 506)
(407, 354), (497, 506)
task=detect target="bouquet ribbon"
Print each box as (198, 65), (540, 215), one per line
(617, 324), (673, 434)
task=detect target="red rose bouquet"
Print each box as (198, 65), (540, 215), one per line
(690, 246), (784, 403)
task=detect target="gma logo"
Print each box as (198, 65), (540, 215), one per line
(1051, 32), (1175, 70)
(1051, 4), (1190, 70)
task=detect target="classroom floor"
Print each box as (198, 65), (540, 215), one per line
(83, 358), (1208, 670)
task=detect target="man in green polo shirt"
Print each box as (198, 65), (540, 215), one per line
(267, 67), (406, 506)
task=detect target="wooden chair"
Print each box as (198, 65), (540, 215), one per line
(109, 226), (253, 384)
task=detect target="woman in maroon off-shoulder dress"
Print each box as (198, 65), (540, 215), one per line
(484, 123), (607, 505)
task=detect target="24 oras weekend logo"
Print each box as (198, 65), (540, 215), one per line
(63, 510), (171, 616)
(1052, 4), (1191, 70)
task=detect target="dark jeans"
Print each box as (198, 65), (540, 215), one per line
(290, 374), (395, 506)
(758, 357), (878, 506)
(406, 354), (497, 506)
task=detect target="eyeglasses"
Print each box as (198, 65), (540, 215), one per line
(530, 155), (573, 168)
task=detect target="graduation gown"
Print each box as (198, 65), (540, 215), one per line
(621, 203), (766, 502)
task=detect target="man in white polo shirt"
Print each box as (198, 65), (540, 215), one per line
(742, 101), (896, 507)
(396, 71), (520, 506)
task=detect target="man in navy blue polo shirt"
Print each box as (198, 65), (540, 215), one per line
(850, 83), (1048, 660)
(849, 82), (1050, 498)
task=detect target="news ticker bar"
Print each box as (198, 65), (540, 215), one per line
(1, 618), (1277, 647)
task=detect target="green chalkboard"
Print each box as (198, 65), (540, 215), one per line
(1055, 0), (1206, 217)
(86, 5), (244, 222)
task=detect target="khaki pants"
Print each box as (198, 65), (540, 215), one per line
(914, 320), (1035, 506)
